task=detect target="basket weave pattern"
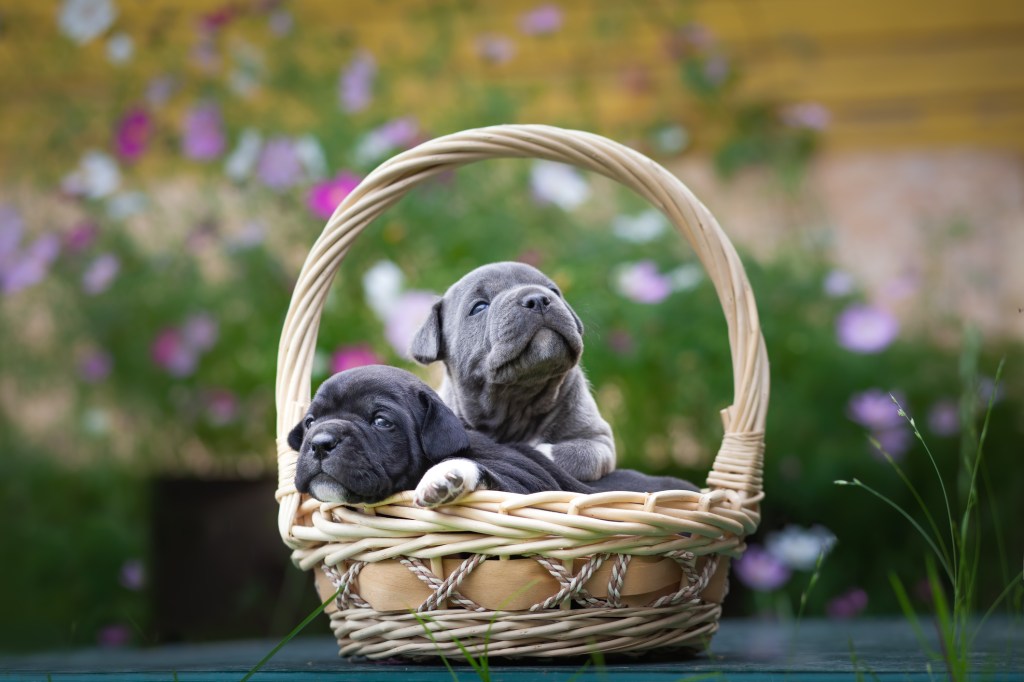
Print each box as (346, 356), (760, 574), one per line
(275, 125), (768, 659)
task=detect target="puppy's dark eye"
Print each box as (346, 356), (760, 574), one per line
(469, 301), (489, 316)
(372, 415), (394, 430)
(303, 415), (314, 429)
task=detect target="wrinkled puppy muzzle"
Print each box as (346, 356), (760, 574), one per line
(485, 284), (584, 385)
(294, 420), (380, 504)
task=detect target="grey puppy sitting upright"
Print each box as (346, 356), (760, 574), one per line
(410, 262), (615, 505)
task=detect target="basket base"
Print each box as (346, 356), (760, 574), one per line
(329, 603), (722, 660)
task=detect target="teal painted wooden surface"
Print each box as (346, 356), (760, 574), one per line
(1, 618), (1021, 681)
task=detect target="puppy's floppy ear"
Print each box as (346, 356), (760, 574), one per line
(410, 299), (444, 364)
(417, 390), (470, 462)
(287, 420), (305, 451)
(569, 307), (584, 336)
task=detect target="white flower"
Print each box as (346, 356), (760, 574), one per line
(385, 291), (439, 359)
(105, 191), (146, 220)
(294, 134), (328, 181)
(59, 0), (116, 45)
(765, 524), (836, 571)
(668, 263), (703, 292)
(362, 260), (405, 320)
(224, 128), (263, 182)
(530, 161), (590, 211)
(611, 209), (667, 243)
(64, 150), (120, 199)
(106, 32), (133, 64)
(652, 124), (689, 155)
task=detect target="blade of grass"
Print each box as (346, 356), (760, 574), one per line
(411, 612), (461, 682)
(970, 568), (1024, 649)
(926, 556), (962, 681)
(836, 479), (954, 584)
(240, 586), (340, 682)
(890, 395), (958, 577)
(889, 572), (939, 660)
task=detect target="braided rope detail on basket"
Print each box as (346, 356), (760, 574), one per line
(531, 554), (609, 610)
(606, 553), (632, 608)
(399, 555), (487, 612)
(322, 562), (370, 609)
(648, 552), (718, 608)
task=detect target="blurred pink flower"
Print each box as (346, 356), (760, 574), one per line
(78, 350), (113, 383)
(97, 623), (131, 648)
(927, 399), (960, 437)
(734, 544), (791, 592)
(269, 8), (294, 37)
(977, 376), (1004, 406)
(114, 107), (151, 162)
(307, 172), (361, 220)
(703, 54), (730, 86)
(204, 389), (239, 426)
(530, 161), (590, 210)
(847, 389), (905, 430)
(200, 6), (235, 33)
(475, 34), (516, 64)
(780, 102), (831, 131)
(354, 117), (421, 164)
(826, 588), (868, 619)
(119, 559), (145, 591)
(666, 23), (715, 59)
(823, 269), (855, 297)
(151, 329), (198, 377)
(0, 205), (23, 264)
(339, 50), (376, 113)
(82, 253), (120, 295)
(519, 4), (563, 35)
(614, 261), (671, 304)
(836, 304), (899, 353)
(64, 221), (99, 253)
(255, 137), (303, 191)
(182, 103), (226, 161)
(385, 291), (440, 359)
(331, 345), (382, 373)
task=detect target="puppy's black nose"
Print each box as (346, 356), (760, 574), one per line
(520, 292), (552, 311)
(310, 432), (338, 459)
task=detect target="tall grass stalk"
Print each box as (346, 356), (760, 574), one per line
(836, 334), (1022, 681)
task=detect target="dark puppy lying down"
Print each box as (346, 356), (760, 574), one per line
(288, 366), (698, 506)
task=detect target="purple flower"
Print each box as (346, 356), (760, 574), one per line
(871, 423), (913, 461)
(78, 350), (113, 383)
(269, 8), (293, 37)
(331, 345), (382, 373)
(151, 329), (197, 377)
(765, 524), (836, 571)
(119, 559), (145, 591)
(519, 4), (563, 35)
(823, 269), (855, 298)
(204, 389), (238, 426)
(114, 107), (152, 162)
(927, 399), (960, 437)
(354, 117), (421, 164)
(826, 588), (868, 619)
(182, 103), (226, 161)
(475, 34), (516, 64)
(307, 172), (361, 220)
(2, 233), (60, 295)
(97, 623), (131, 648)
(614, 261), (671, 304)
(339, 50), (376, 113)
(64, 221), (99, 253)
(847, 389), (905, 431)
(734, 544), (791, 592)
(385, 291), (440, 359)
(181, 313), (218, 352)
(0, 205), (23, 265)
(836, 304), (899, 353)
(977, 376), (1004, 406)
(779, 102), (831, 131)
(255, 137), (303, 191)
(82, 253), (120, 295)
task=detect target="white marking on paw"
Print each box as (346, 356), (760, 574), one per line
(414, 459), (481, 508)
(535, 443), (555, 460)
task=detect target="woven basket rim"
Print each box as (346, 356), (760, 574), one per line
(273, 124), (769, 553)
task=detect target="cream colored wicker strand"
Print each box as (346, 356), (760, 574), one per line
(275, 125), (769, 541)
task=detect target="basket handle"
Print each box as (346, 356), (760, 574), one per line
(274, 125), (768, 545)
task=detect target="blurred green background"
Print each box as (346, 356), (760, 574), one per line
(0, 0), (1021, 653)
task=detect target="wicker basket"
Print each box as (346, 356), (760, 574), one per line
(274, 124), (768, 660)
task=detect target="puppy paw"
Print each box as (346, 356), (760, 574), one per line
(534, 443), (555, 460)
(414, 459), (481, 507)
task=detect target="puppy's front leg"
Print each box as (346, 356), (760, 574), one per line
(414, 459), (483, 507)
(541, 437), (616, 481)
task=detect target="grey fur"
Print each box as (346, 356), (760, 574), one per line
(410, 261), (615, 481)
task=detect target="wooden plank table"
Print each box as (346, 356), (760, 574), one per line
(1, 618), (1021, 681)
